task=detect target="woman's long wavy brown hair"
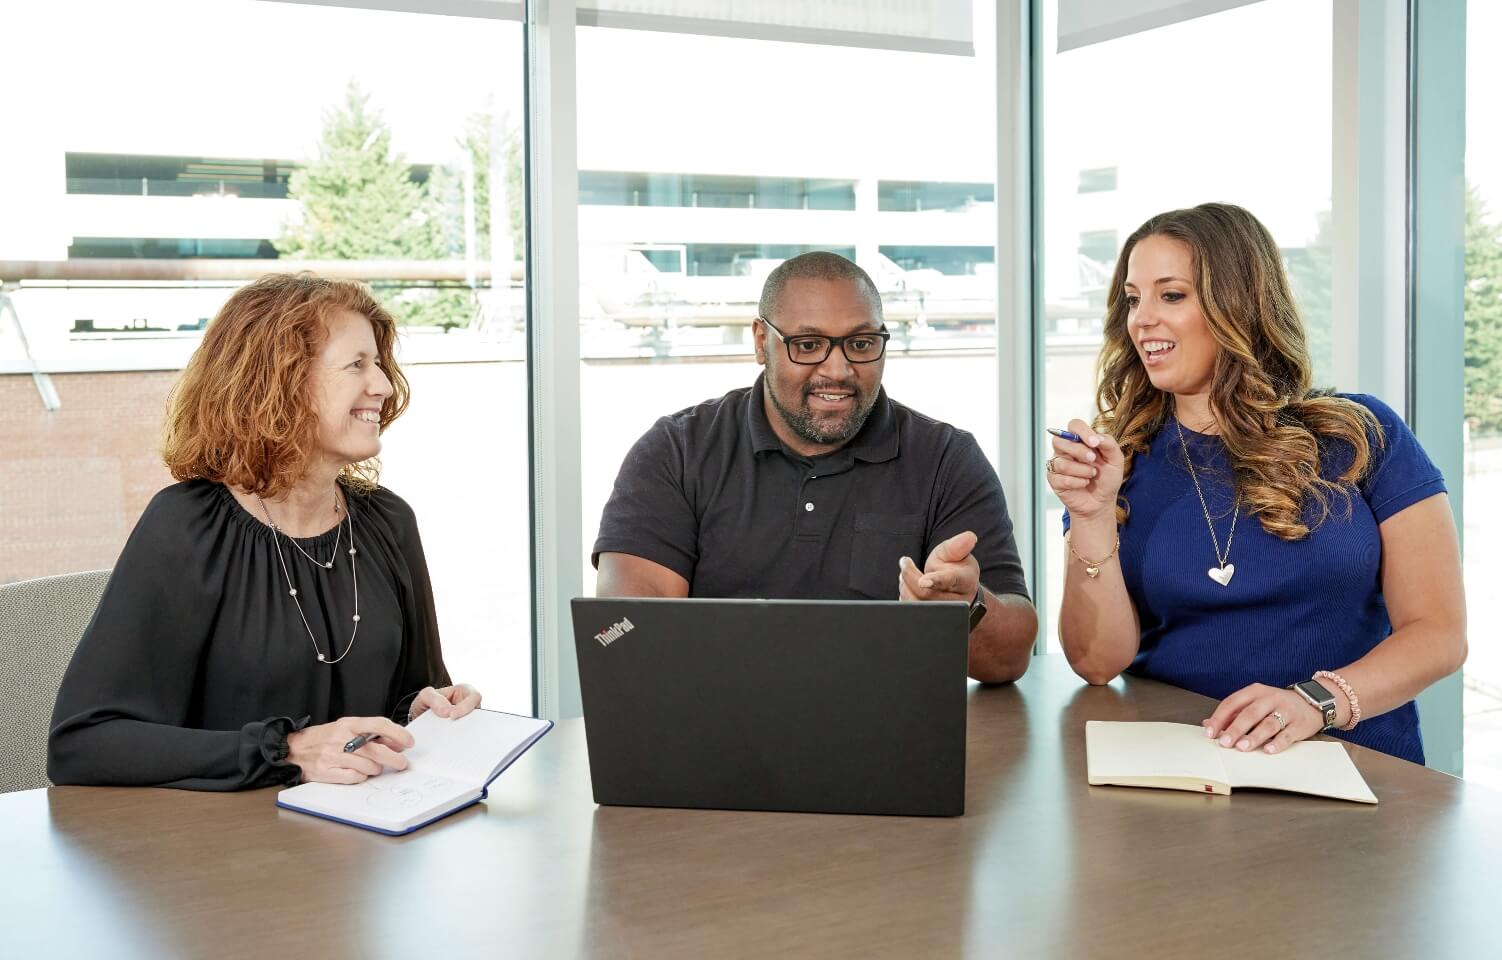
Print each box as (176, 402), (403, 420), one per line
(1096, 203), (1381, 541)
(162, 273), (409, 498)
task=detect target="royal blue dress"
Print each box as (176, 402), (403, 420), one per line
(1065, 394), (1446, 763)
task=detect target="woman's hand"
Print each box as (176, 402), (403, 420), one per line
(1046, 419), (1125, 523)
(408, 683), (482, 722)
(286, 716), (415, 784)
(1203, 683), (1330, 755)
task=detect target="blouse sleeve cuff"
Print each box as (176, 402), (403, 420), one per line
(259, 715), (311, 784)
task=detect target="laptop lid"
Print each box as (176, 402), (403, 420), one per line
(572, 597), (969, 817)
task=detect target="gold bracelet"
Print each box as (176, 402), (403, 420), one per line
(1065, 530), (1119, 579)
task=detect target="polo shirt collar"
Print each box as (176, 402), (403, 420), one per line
(849, 388), (899, 464)
(746, 372), (899, 464)
(747, 373), (785, 454)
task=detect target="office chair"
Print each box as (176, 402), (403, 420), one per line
(0, 570), (110, 793)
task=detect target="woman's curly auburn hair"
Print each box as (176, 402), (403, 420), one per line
(162, 273), (409, 498)
(1095, 202), (1381, 541)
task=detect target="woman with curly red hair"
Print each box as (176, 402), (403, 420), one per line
(48, 273), (479, 789)
(1048, 203), (1465, 764)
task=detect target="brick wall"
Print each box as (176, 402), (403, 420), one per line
(0, 371), (176, 582)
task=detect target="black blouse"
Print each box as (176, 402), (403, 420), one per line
(47, 480), (451, 791)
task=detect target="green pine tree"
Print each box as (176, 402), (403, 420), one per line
(278, 82), (458, 327)
(1465, 181), (1502, 435)
(278, 82), (436, 261)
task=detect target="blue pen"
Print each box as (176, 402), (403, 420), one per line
(1046, 427), (1083, 443)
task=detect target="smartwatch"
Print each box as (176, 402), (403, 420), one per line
(1289, 679), (1338, 732)
(968, 587), (987, 632)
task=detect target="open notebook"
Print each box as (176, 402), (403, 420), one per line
(277, 708), (553, 835)
(1085, 721), (1377, 804)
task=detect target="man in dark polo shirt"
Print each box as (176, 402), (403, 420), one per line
(593, 251), (1037, 682)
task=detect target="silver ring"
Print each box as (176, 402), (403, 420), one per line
(1271, 710), (1287, 731)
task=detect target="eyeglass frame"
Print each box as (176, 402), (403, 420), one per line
(757, 316), (891, 365)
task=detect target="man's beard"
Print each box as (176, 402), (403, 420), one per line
(766, 379), (878, 447)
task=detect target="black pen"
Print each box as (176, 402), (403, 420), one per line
(1046, 427), (1083, 443)
(343, 733), (380, 753)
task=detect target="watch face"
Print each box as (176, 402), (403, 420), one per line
(1296, 680), (1333, 704)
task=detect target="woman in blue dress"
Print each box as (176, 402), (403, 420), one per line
(1047, 202), (1465, 763)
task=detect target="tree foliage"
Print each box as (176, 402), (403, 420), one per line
(278, 83), (436, 262)
(427, 108), (524, 263)
(1465, 181), (1502, 435)
(1283, 192), (1502, 437)
(1284, 211), (1333, 384)
(279, 83), (522, 329)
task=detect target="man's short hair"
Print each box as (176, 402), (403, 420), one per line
(758, 251), (884, 325)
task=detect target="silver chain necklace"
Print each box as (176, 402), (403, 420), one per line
(256, 492), (362, 663)
(1175, 419), (1239, 586)
(255, 491), (343, 569)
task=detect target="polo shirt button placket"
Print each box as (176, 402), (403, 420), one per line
(793, 469), (825, 540)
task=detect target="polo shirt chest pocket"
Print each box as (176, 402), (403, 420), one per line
(848, 512), (926, 599)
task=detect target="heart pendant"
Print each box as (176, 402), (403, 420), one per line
(1207, 564), (1235, 586)
(1085, 564), (1100, 578)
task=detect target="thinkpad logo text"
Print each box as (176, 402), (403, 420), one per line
(594, 618), (635, 647)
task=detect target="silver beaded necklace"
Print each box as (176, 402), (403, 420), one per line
(277, 491), (344, 569)
(255, 491), (362, 664)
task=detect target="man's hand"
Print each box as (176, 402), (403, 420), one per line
(899, 530), (981, 603)
(900, 529), (1035, 684)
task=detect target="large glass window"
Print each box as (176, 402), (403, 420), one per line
(575, 8), (1002, 598)
(0, 0), (531, 712)
(65, 153), (300, 200)
(1038, 0), (1335, 649)
(1463, 0), (1502, 789)
(580, 172), (858, 210)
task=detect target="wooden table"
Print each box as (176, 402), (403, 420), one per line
(5, 656), (1498, 959)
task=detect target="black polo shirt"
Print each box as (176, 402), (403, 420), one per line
(593, 374), (1030, 602)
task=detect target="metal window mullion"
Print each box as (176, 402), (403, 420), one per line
(526, 0), (584, 720)
(1407, 0), (1466, 776)
(994, 0), (1042, 653)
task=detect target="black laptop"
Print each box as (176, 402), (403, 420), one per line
(571, 597), (969, 817)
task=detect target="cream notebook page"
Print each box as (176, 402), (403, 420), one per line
(393, 708), (550, 781)
(278, 709), (553, 832)
(1086, 721), (1377, 803)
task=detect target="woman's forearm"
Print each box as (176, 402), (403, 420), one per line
(1058, 517), (1141, 683)
(48, 715), (291, 791)
(1324, 615), (1467, 728)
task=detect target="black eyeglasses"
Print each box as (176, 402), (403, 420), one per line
(758, 317), (890, 365)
